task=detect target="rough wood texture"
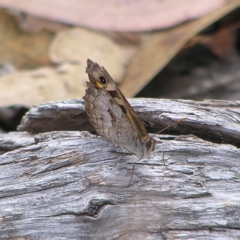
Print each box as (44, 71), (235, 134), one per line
(0, 131), (34, 154)
(0, 99), (240, 239)
(18, 98), (240, 146)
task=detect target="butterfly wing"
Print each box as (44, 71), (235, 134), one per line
(84, 82), (147, 159)
(86, 59), (149, 141)
(84, 59), (156, 159)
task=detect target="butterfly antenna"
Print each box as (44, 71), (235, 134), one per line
(152, 117), (187, 138)
(153, 118), (187, 170)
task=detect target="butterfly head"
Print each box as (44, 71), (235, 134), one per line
(141, 136), (156, 159)
(89, 74), (107, 89)
(86, 59), (116, 91)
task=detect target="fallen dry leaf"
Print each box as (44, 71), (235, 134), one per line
(184, 20), (240, 58)
(0, 2), (237, 107)
(0, 0), (231, 32)
(0, 9), (53, 69)
(0, 26), (141, 106)
(49, 28), (139, 83)
(120, 2), (238, 97)
(14, 14), (70, 33)
(0, 63), (88, 106)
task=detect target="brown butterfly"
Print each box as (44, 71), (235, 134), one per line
(83, 59), (156, 160)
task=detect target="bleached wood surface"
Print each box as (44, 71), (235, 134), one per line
(18, 98), (240, 146)
(0, 99), (240, 240)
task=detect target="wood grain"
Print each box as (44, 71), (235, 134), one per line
(0, 98), (239, 239)
(18, 98), (240, 147)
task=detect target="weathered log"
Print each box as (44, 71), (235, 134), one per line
(18, 99), (240, 147)
(0, 99), (240, 239)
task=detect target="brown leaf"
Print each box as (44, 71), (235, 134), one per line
(0, 10), (53, 69)
(15, 14), (70, 33)
(49, 28), (139, 83)
(0, 64), (87, 106)
(0, 27), (141, 106)
(185, 20), (240, 58)
(0, 0), (232, 32)
(120, 2), (238, 97)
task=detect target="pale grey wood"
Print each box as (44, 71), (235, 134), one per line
(18, 99), (240, 147)
(1, 98), (240, 239)
(18, 99), (91, 133)
(0, 131), (35, 154)
(0, 130), (240, 240)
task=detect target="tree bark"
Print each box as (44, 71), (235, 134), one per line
(0, 99), (240, 240)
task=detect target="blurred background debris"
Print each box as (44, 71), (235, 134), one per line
(0, 0), (239, 131)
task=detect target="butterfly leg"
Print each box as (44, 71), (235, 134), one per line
(162, 149), (170, 170)
(113, 153), (126, 168)
(126, 161), (136, 187)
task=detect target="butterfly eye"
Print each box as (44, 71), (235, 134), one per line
(99, 76), (107, 85)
